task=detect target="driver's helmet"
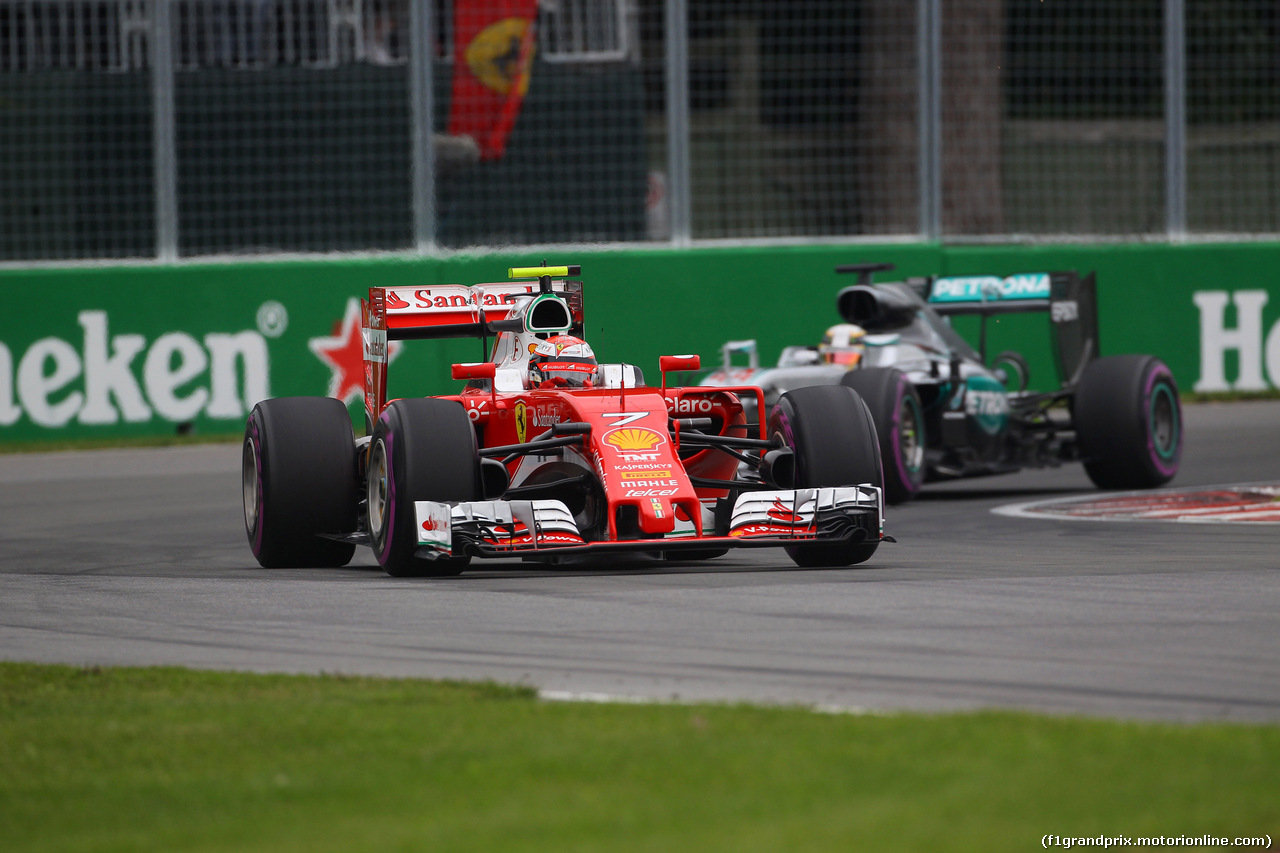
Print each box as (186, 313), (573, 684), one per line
(819, 323), (867, 367)
(528, 335), (597, 388)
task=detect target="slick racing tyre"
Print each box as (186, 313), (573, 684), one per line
(840, 367), (925, 504)
(991, 350), (1031, 393)
(769, 385), (883, 568)
(1074, 354), (1182, 490)
(243, 397), (358, 568)
(367, 399), (480, 577)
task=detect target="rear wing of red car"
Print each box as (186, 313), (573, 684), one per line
(371, 280), (584, 341)
(359, 268), (585, 430)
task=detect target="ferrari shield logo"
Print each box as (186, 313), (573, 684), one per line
(514, 400), (528, 444)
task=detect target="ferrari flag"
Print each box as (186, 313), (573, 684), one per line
(448, 0), (539, 161)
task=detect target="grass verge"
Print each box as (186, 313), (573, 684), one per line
(2, 663), (1277, 852)
(1180, 388), (1280, 404)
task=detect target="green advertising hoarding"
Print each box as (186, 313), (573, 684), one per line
(1, 242), (1278, 445)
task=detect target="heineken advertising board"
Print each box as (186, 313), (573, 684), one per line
(0, 260), (486, 442)
(1, 243), (1278, 445)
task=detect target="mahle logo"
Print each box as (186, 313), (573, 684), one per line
(0, 310), (270, 428)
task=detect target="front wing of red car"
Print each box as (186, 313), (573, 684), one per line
(412, 486), (885, 560)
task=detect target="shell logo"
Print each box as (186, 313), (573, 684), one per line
(603, 428), (665, 452)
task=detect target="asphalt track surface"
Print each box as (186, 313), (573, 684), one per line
(2, 401), (1278, 722)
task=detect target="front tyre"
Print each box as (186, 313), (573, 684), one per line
(1074, 355), (1182, 489)
(367, 399), (479, 577)
(243, 397), (358, 568)
(840, 367), (925, 504)
(769, 385), (883, 568)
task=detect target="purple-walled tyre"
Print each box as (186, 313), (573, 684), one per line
(840, 367), (925, 504)
(242, 397), (357, 568)
(366, 398), (479, 578)
(768, 385), (883, 568)
(1074, 355), (1182, 490)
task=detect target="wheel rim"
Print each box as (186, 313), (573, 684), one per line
(367, 438), (390, 541)
(898, 395), (924, 475)
(769, 426), (799, 487)
(1149, 383), (1179, 460)
(242, 438), (260, 535)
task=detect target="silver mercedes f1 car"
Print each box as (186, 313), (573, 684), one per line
(701, 262), (1182, 504)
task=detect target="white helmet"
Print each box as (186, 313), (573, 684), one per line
(528, 335), (597, 388)
(819, 323), (867, 367)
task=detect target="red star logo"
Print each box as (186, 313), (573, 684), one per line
(309, 298), (402, 405)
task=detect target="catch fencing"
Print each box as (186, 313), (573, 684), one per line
(1, 0), (1277, 262)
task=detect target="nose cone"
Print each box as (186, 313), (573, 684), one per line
(637, 496), (676, 534)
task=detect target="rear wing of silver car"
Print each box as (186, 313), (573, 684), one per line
(835, 263), (1100, 390)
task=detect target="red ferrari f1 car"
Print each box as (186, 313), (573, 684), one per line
(242, 264), (890, 576)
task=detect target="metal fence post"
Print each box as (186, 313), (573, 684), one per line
(917, 0), (941, 241)
(152, 0), (178, 261)
(410, 0), (437, 255)
(1165, 0), (1186, 240)
(664, 0), (691, 246)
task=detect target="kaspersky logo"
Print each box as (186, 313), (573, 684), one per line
(309, 298), (402, 404)
(0, 309), (272, 429)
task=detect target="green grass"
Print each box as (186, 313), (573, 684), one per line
(1181, 388), (1280, 404)
(2, 664), (1277, 852)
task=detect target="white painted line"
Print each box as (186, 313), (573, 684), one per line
(538, 690), (670, 706)
(537, 690), (876, 715)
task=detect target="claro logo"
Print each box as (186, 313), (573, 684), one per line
(0, 310), (269, 428)
(1193, 290), (1280, 392)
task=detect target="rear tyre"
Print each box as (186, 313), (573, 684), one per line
(991, 350), (1030, 393)
(769, 385), (883, 568)
(840, 367), (925, 504)
(243, 397), (358, 568)
(1074, 355), (1182, 489)
(367, 399), (479, 577)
